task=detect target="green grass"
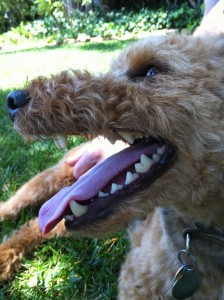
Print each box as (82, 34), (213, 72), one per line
(0, 40), (133, 89)
(0, 40), (132, 300)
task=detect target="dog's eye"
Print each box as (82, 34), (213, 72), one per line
(127, 66), (160, 81)
(145, 67), (159, 78)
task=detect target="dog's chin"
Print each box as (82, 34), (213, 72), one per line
(64, 143), (176, 232)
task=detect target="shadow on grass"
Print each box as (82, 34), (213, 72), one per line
(0, 39), (135, 56)
(77, 39), (135, 52)
(0, 43), (75, 55)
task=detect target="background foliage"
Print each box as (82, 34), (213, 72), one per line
(0, 0), (203, 47)
(0, 0), (203, 33)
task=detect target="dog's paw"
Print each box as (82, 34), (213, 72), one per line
(0, 243), (22, 282)
(0, 202), (17, 221)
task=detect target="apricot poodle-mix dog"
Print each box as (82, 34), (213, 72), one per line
(2, 31), (224, 299)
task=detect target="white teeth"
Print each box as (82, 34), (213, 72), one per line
(135, 162), (147, 173)
(141, 154), (154, 167)
(134, 133), (144, 139)
(157, 145), (166, 155)
(144, 133), (150, 138)
(135, 154), (154, 173)
(40, 134), (48, 140)
(54, 139), (60, 149)
(110, 183), (123, 194)
(118, 131), (134, 144)
(54, 139), (62, 149)
(107, 137), (116, 145)
(98, 191), (109, 198)
(152, 153), (160, 162)
(64, 215), (74, 221)
(70, 200), (89, 217)
(54, 135), (68, 149)
(125, 172), (139, 185)
(98, 151), (163, 197)
(32, 135), (38, 140)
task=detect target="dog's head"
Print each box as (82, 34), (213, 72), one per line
(6, 34), (224, 237)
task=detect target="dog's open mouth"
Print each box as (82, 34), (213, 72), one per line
(38, 132), (175, 235)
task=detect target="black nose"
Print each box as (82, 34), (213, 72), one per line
(6, 90), (31, 121)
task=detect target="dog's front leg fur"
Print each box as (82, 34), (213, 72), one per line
(0, 147), (80, 221)
(0, 218), (66, 281)
(0, 145), (83, 281)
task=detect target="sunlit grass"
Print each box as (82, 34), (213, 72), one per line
(0, 40), (133, 89)
(0, 40), (132, 300)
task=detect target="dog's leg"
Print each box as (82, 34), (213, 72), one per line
(0, 143), (91, 281)
(0, 218), (67, 281)
(0, 147), (79, 221)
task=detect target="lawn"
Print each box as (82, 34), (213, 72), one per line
(0, 40), (132, 300)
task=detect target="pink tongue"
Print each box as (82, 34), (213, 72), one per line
(38, 143), (160, 235)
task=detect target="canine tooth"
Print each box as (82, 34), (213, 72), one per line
(40, 134), (48, 140)
(110, 183), (123, 194)
(144, 133), (150, 138)
(98, 191), (109, 197)
(107, 137), (116, 145)
(54, 139), (61, 149)
(157, 145), (166, 155)
(64, 215), (74, 221)
(152, 153), (160, 162)
(118, 131), (134, 144)
(125, 172), (139, 185)
(70, 200), (89, 217)
(134, 133), (144, 139)
(55, 135), (68, 149)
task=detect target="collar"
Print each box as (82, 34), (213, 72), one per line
(183, 222), (224, 246)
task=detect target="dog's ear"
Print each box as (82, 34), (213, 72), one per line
(194, 0), (224, 37)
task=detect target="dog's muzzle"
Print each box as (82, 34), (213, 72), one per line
(6, 90), (31, 121)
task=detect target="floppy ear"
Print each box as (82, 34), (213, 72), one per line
(194, 0), (224, 37)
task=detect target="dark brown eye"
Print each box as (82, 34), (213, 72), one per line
(127, 66), (160, 81)
(146, 67), (159, 78)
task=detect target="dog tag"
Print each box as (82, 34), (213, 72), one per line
(172, 264), (201, 300)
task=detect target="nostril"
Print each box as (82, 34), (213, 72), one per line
(7, 95), (18, 110)
(6, 90), (31, 109)
(6, 90), (31, 122)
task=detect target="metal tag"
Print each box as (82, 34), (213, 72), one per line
(172, 264), (201, 300)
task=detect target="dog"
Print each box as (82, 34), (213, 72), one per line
(3, 32), (224, 299)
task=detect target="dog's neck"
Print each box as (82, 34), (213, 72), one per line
(162, 207), (224, 265)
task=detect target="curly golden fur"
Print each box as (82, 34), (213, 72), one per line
(3, 33), (224, 299)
